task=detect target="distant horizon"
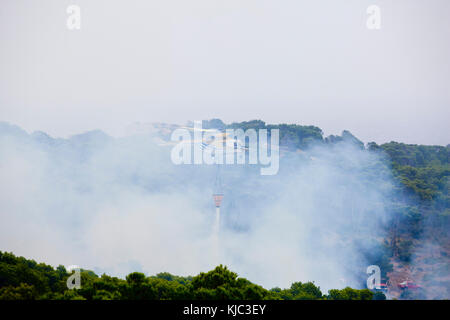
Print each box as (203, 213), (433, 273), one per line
(1, 119), (448, 147)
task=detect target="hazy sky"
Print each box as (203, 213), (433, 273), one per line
(1, 0), (449, 145)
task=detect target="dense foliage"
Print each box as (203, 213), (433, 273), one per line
(0, 251), (376, 300)
(371, 142), (450, 262)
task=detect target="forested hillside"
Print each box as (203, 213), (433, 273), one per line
(207, 119), (449, 245)
(0, 120), (448, 299)
(214, 119), (450, 299)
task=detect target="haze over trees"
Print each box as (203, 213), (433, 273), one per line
(0, 251), (376, 300)
(0, 119), (448, 299)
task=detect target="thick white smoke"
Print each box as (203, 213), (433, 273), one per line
(0, 122), (395, 292)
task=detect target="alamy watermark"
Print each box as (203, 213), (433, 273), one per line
(66, 265), (81, 290)
(366, 265), (382, 290)
(367, 5), (381, 30)
(65, 4), (380, 31)
(67, 5), (81, 30)
(170, 121), (280, 175)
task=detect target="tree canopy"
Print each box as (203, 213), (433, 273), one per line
(0, 251), (376, 300)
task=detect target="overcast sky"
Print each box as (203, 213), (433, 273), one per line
(1, 0), (449, 145)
